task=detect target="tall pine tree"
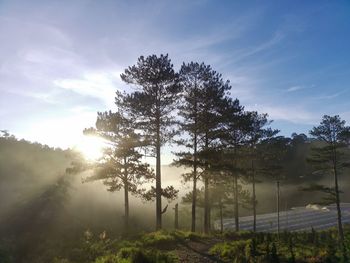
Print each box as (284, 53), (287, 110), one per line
(83, 111), (154, 232)
(260, 136), (290, 235)
(195, 65), (230, 233)
(174, 62), (230, 233)
(120, 54), (181, 229)
(174, 62), (214, 232)
(308, 115), (350, 251)
(218, 98), (249, 231)
(245, 111), (278, 232)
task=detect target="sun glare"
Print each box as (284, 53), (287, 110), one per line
(76, 136), (105, 161)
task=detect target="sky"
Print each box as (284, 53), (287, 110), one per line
(0, 0), (350, 162)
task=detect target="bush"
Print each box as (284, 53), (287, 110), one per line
(245, 239), (258, 261)
(222, 230), (253, 240)
(270, 242), (279, 263)
(141, 231), (177, 247)
(210, 240), (250, 262)
(116, 247), (177, 263)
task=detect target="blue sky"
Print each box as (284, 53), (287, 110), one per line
(0, 0), (350, 156)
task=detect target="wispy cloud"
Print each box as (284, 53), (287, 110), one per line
(315, 92), (343, 100)
(53, 71), (122, 109)
(286, 84), (316, 92)
(1, 0), (349, 149)
(247, 104), (318, 125)
(287, 85), (304, 92)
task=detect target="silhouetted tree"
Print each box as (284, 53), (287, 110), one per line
(197, 68), (231, 234)
(260, 136), (290, 235)
(83, 111), (154, 231)
(307, 115), (350, 251)
(174, 62), (230, 233)
(120, 54), (181, 230)
(174, 62), (219, 232)
(245, 111), (278, 232)
(211, 178), (251, 233)
(218, 98), (249, 231)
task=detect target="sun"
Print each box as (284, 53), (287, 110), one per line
(75, 136), (105, 161)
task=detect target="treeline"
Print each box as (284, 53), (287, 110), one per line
(81, 54), (350, 248)
(0, 132), (74, 262)
(1, 55), (350, 262)
(0, 131), (71, 217)
(0, 133), (155, 262)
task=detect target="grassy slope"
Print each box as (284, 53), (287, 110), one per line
(49, 227), (350, 263)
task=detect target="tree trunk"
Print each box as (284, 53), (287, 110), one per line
(234, 174), (239, 232)
(204, 134), (210, 234)
(219, 199), (223, 234)
(123, 157), (129, 232)
(156, 118), (162, 230)
(124, 182), (129, 232)
(233, 146), (239, 232)
(252, 160), (257, 232)
(276, 180), (280, 235)
(332, 147), (345, 250)
(174, 203), (179, 230)
(209, 203), (211, 230)
(204, 175), (209, 234)
(192, 170), (197, 232)
(191, 132), (198, 232)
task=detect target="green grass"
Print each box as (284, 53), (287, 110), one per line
(209, 229), (349, 263)
(93, 246), (177, 263)
(46, 228), (350, 263)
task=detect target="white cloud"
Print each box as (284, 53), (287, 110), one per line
(287, 85), (304, 92)
(53, 71), (122, 109)
(247, 104), (318, 125)
(233, 32), (285, 63)
(1, 0), (347, 150)
(315, 92), (342, 100)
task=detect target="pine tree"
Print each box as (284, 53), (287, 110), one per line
(217, 98), (249, 231)
(83, 111), (154, 232)
(307, 115), (350, 252)
(259, 136), (290, 235)
(211, 177), (251, 233)
(120, 54), (181, 230)
(199, 71), (231, 234)
(174, 62), (210, 232)
(175, 62), (230, 233)
(245, 111), (278, 232)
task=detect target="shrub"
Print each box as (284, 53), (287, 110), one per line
(222, 230), (253, 240)
(116, 247), (177, 263)
(270, 242), (279, 263)
(141, 231), (176, 247)
(210, 240), (250, 262)
(245, 239), (258, 261)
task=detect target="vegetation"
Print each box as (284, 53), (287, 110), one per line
(3, 227), (349, 263)
(83, 111), (154, 232)
(118, 54), (182, 230)
(1, 53), (350, 262)
(305, 115), (350, 255)
(210, 227), (350, 263)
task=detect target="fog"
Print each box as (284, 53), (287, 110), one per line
(1, 135), (350, 262)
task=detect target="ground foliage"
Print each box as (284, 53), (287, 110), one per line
(4, 228), (346, 263)
(211, 227), (350, 263)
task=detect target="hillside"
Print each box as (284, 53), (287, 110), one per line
(39, 228), (350, 263)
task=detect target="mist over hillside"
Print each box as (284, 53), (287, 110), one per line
(1, 134), (349, 260)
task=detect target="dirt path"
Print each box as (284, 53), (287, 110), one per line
(173, 238), (224, 263)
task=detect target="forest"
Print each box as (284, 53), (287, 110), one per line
(1, 54), (350, 263)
